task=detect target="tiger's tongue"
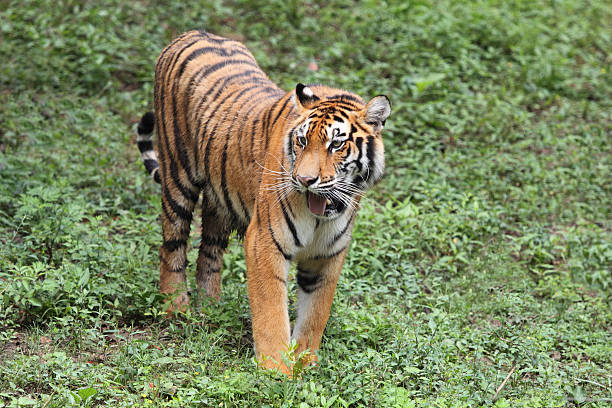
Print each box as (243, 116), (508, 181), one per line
(307, 192), (326, 216)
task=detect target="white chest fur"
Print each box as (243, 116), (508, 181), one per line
(293, 206), (354, 260)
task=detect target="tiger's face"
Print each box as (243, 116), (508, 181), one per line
(286, 84), (390, 219)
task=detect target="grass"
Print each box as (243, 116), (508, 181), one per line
(0, 0), (611, 406)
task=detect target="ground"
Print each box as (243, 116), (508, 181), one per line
(0, 0), (610, 407)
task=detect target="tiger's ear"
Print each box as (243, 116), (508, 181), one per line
(295, 83), (319, 110)
(363, 95), (391, 132)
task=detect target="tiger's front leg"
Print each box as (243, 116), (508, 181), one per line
(244, 216), (292, 375)
(292, 250), (347, 362)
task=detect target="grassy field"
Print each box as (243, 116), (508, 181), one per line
(1, 0), (611, 406)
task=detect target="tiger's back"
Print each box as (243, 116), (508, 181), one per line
(136, 30), (391, 375)
(153, 30), (285, 233)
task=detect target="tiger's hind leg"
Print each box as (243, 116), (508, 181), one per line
(195, 204), (230, 301)
(159, 183), (199, 313)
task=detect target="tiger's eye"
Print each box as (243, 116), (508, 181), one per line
(297, 135), (307, 147)
(330, 140), (344, 149)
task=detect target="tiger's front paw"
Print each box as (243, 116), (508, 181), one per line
(259, 355), (293, 377)
(257, 343), (318, 378)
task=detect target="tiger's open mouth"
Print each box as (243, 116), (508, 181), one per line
(306, 191), (345, 217)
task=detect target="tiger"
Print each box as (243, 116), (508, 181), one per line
(136, 30), (390, 375)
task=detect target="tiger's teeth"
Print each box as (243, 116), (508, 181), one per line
(326, 198), (332, 205)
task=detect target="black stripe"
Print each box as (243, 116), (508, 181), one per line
(155, 32), (193, 103)
(268, 208), (292, 260)
(318, 100), (360, 111)
(365, 136), (376, 180)
(156, 33), (189, 70)
(163, 239), (186, 252)
(198, 246), (218, 261)
(201, 200), (216, 218)
(152, 169), (161, 184)
(311, 244), (348, 260)
(328, 211), (355, 247)
(336, 110), (350, 120)
(212, 84), (272, 159)
(237, 193), (250, 221)
(255, 204), (262, 226)
(280, 198), (301, 247)
(326, 94), (363, 104)
(285, 125), (295, 165)
(340, 145), (351, 161)
(296, 268), (321, 293)
(138, 140), (154, 153)
(197, 30), (238, 45)
(270, 94), (293, 131)
(355, 137), (364, 172)
(235, 92), (281, 152)
(354, 121), (369, 133)
(158, 133), (196, 202)
(156, 34), (200, 86)
(281, 194), (295, 218)
(348, 124), (356, 142)
(262, 98), (283, 151)
(269, 224), (292, 260)
(171, 83), (200, 188)
(164, 193), (193, 222)
(169, 159), (200, 202)
(160, 192), (194, 233)
(178, 46), (251, 78)
(261, 104), (275, 151)
(161, 194), (174, 223)
(144, 158), (158, 173)
(202, 185), (222, 213)
(198, 59), (260, 82)
(220, 142), (241, 226)
(137, 112), (155, 135)
(207, 265), (222, 274)
(287, 126), (298, 164)
(249, 118), (260, 156)
(201, 235), (229, 249)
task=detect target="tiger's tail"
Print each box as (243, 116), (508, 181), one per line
(136, 111), (161, 183)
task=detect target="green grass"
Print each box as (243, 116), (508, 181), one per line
(1, 0), (611, 406)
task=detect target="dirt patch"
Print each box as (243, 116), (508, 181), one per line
(0, 324), (164, 366)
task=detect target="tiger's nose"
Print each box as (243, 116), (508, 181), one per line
(297, 176), (318, 187)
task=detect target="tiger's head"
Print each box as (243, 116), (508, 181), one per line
(286, 83), (390, 219)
